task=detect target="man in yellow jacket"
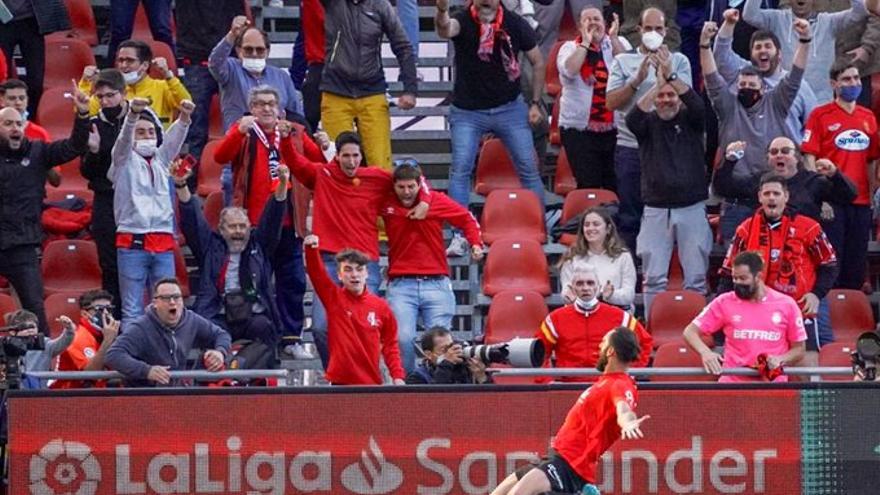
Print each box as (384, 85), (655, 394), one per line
(79, 40), (191, 129)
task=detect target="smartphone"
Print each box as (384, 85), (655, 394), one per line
(176, 154), (197, 178)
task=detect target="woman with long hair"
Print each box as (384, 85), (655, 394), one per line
(558, 207), (636, 310)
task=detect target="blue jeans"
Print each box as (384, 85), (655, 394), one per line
(396, 0), (420, 59)
(448, 96), (546, 210)
(613, 145), (642, 253)
(108, 0), (176, 62)
(387, 276), (456, 373)
(290, 31), (307, 90)
(310, 253), (382, 369)
(274, 228), (306, 341)
(182, 64), (218, 175)
(117, 248), (175, 328)
(823, 203), (872, 290)
(221, 165), (233, 206)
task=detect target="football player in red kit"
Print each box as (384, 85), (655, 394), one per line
(491, 327), (650, 495)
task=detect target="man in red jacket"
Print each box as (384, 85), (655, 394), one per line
(382, 159), (483, 373)
(303, 234), (405, 385)
(535, 264), (652, 382)
(281, 131), (428, 369)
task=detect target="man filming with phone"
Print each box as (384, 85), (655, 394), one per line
(52, 290), (120, 389)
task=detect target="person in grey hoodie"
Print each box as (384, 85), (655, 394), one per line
(742, 0), (867, 102)
(105, 278), (231, 387)
(701, 18), (811, 241)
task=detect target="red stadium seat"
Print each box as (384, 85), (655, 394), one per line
(43, 293), (82, 337)
(47, 0), (99, 46)
(45, 187), (93, 207)
(818, 342), (856, 382)
(484, 290), (548, 343)
(41, 240), (102, 297)
(43, 38), (96, 90)
(559, 188), (619, 245)
(147, 40), (177, 80)
(481, 189), (545, 245)
(546, 41), (564, 98)
(553, 148), (577, 197)
(209, 94), (225, 139)
(666, 250), (684, 291)
(36, 87), (76, 139)
(173, 246), (191, 298)
(482, 238), (550, 296)
(0, 293), (19, 319)
(549, 95), (561, 145)
(49, 160), (89, 194)
(828, 289), (875, 345)
(651, 342), (717, 382)
(474, 138), (535, 196)
(0, 276), (10, 294)
(203, 190), (225, 231)
(647, 290), (707, 349)
(197, 140), (224, 197)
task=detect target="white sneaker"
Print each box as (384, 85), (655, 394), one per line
(284, 343), (314, 360)
(268, 0), (284, 7)
(446, 235), (469, 257)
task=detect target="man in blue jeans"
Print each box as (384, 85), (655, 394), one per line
(435, 0), (547, 256)
(108, 0), (176, 65)
(382, 160), (483, 372)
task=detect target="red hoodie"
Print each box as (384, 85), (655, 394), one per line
(305, 245), (404, 384)
(381, 191), (482, 277)
(302, 0), (326, 65)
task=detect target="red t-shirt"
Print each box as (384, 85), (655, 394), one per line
(51, 317), (107, 389)
(25, 122), (50, 142)
(801, 101), (880, 205)
(552, 372), (638, 483)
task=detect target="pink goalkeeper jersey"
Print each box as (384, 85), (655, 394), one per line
(692, 288), (807, 383)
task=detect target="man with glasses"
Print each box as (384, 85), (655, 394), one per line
(106, 278), (231, 387)
(52, 290), (120, 389)
(79, 40), (190, 129)
(801, 63), (880, 291)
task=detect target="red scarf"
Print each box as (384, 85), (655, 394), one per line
(574, 36), (596, 84)
(470, 5), (520, 81)
(744, 210), (811, 310)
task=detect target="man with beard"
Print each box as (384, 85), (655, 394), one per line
(533, 265), (652, 383)
(491, 327), (649, 495)
(702, 19), (811, 240)
(626, 62), (712, 321)
(173, 160), (290, 346)
(685, 250), (807, 382)
(0, 80), (91, 333)
(713, 9), (816, 141)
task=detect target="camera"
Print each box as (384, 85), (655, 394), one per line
(0, 323), (45, 390)
(89, 304), (113, 330)
(852, 332), (880, 381)
(461, 338), (545, 368)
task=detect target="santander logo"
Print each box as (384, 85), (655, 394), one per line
(340, 436), (404, 494)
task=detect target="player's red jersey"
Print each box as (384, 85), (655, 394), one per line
(801, 101), (880, 205)
(552, 372), (638, 483)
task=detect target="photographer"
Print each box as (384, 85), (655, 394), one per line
(853, 331), (880, 382)
(52, 290), (120, 389)
(2, 310), (75, 389)
(405, 327), (491, 385)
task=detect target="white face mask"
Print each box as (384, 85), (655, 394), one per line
(575, 295), (599, 312)
(241, 57), (266, 73)
(122, 69), (142, 85)
(134, 139), (157, 157)
(641, 30), (664, 51)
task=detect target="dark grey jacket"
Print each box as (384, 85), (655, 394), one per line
(321, 0), (418, 97)
(7, 0), (71, 34)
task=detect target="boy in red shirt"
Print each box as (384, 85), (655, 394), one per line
(303, 234), (405, 385)
(492, 327), (649, 495)
(52, 290), (119, 389)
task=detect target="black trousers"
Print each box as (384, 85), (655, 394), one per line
(212, 313), (276, 346)
(91, 192), (121, 318)
(824, 203), (872, 290)
(0, 245), (47, 333)
(0, 17), (45, 115)
(560, 127), (617, 191)
(302, 63), (324, 133)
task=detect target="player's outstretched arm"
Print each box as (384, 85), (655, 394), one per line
(617, 401), (650, 440)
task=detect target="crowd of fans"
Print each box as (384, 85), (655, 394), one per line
(0, 0), (879, 388)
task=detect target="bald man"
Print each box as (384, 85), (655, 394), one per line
(0, 83), (92, 332)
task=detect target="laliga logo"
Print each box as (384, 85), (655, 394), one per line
(29, 439), (101, 495)
(834, 129), (870, 151)
(341, 436), (404, 494)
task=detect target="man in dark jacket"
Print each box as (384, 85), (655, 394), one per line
(405, 327), (491, 385)
(626, 69), (712, 321)
(173, 160), (288, 346)
(0, 80), (90, 332)
(105, 277), (232, 387)
(80, 69), (128, 316)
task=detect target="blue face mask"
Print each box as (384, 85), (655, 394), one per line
(839, 85), (862, 103)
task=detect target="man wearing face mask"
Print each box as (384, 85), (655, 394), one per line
(702, 19), (811, 241)
(801, 62), (880, 290)
(684, 251), (808, 382)
(79, 40), (191, 129)
(716, 174), (837, 364)
(606, 7), (693, 253)
(109, 97), (194, 327)
(80, 69), (129, 316)
(174, 160), (289, 347)
(533, 265), (652, 383)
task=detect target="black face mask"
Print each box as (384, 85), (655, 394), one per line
(737, 88), (762, 108)
(733, 283), (757, 300)
(102, 105), (123, 120)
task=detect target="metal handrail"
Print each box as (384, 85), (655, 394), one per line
(26, 369), (289, 386)
(487, 367), (855, 377)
